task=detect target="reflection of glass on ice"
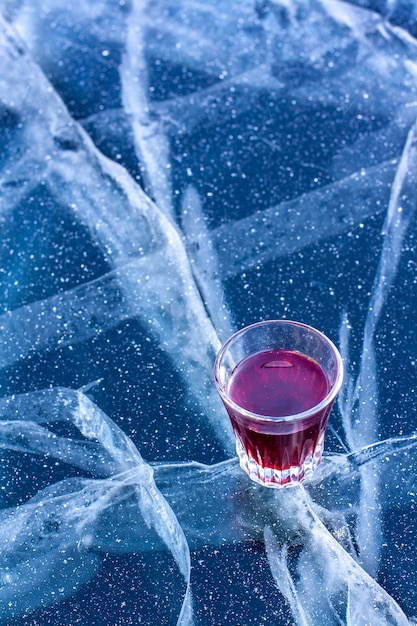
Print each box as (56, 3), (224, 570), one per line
(214, 320), (344, 488)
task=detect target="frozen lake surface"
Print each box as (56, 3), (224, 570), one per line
(1, 0), (417, 623)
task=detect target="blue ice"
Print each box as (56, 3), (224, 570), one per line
(0, 0), (417, 624)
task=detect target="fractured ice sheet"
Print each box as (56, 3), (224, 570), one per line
(0, 13), (233, 452)
(0, 387), (416, 623)
(7, 0), (417, 219)
(0, 388), (193, 625)
(335, 118), (417, 577)
(0, 0), (417, 623)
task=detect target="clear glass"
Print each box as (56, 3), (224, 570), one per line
(214, 320), (344, 488)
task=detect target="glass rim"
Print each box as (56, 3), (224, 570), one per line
(213, 319), (344, 424)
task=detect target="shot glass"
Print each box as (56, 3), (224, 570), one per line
(214, 320), (343, 488)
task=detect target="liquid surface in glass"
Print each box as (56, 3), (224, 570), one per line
(228, 348), (329, 417)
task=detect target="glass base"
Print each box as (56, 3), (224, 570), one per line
(235, 438), (323, 488)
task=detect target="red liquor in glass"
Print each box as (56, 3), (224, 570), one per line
(228, 349), (330, 486)
(214, 321), (343, 488)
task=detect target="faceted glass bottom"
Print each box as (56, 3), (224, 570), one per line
(235, 437), (323, 488)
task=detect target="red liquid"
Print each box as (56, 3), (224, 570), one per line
(227, 349), (330, 476)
